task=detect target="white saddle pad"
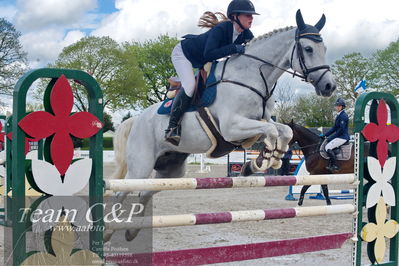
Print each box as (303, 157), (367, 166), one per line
(320, 139), (352, 160)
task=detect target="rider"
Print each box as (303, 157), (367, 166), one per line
(322, 98), (350, 172)
(164, 0), (259, 145)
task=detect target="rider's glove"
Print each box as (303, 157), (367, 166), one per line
(235, 45), (245, 54)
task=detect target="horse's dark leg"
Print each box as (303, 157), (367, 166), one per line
(298, 185), (310, 206)
(321, 184), (331, 205)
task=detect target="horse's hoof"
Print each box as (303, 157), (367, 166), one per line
(263, 139), (275, 151)
(254, 153), (271, 171)
(271, 159), (282, 169)
(326, 201), (332, 206)
(125, 229), (140, 241)
(298, 197), (304, 206)
(104, 229), (114, 242)
(240, 161), (253, 176)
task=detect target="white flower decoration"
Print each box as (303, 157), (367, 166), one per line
(367, 156), (396, 208)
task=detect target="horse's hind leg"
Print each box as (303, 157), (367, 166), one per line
(321, 184), (331, 205)
(125, 151), (189, 241)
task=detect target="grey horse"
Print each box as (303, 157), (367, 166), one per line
(105, 10), (336, 242)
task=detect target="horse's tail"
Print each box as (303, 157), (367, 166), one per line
(109, 117), (135, 180)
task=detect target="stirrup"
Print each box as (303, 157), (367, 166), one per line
(326, 164), (339, 172)
(165, 126), (181, 146)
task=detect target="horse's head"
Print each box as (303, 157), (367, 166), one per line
(291, 9), (336, 97)
(286, 120), (300, 146)
(286, 119), (321, 148)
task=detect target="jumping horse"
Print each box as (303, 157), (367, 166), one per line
(287, 121), (355, 206)
(105, 10), (337, 242)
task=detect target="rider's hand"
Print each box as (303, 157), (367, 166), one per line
(235, 45), (245, 54)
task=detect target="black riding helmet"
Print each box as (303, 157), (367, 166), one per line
(335, 98), (346, 108)
(227, 0), (259, 30)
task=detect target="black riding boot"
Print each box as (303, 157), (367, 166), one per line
(326, 149), (339, 172)
(164, 89), (192, 146)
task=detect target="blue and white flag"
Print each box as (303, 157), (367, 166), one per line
(354, 80), (367, 94)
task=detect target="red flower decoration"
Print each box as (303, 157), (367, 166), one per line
(18, 75), (103, 176)
(7, 132), (39, 155)
(362, 99), (399, 167)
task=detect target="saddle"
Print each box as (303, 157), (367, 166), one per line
(165, 62), (212, 104)
(157, 62), (218, 115)
(320, 139), (352, 160)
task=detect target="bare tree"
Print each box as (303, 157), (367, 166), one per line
(0, 18), (28, 98)
(273, 81), (297, 123)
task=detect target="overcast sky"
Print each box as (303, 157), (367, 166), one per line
(1, 0), (398, 119)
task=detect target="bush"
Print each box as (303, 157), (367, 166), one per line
(81, 136), (113, 150)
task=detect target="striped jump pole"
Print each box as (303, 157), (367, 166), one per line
(104, 174), (355, 192)
(106, 204), (355, 230)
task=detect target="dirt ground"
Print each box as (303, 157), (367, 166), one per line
(0, 162), (382, 265)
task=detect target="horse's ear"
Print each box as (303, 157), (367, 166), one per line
(296, 9), (306, 31)
(315, 14), (326, 31)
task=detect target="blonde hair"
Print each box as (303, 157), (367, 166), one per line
(198, 11), (229, 28)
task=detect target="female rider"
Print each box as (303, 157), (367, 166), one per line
(165, 0), (259, 145)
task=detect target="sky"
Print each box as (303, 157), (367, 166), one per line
(0, 0), (398, 120)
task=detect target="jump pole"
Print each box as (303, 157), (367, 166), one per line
(106, 204), (355, 230)
(104, 174), (355, 192)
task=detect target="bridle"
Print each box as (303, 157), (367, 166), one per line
(207, 30), (331, 118)
(290, 32), (331, 85)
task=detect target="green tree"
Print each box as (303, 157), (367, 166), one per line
(126, 35), (179, 107)
(103, 112), (115, 132)
(372, 39), (399, 94)
(45, 36), (146, 111)
(0, 18), (28, 97)
(331, 52), (378, 106)
(292, 94), (336, 127)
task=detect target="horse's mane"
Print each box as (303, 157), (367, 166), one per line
(247, 26), (295, 46)
(292, 122), (319, 140)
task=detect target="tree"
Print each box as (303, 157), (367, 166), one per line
(293, 94), (336, 127)
(331, 53), (378, 106)
(45, 36), (146, 111)
(0, 18), (28, 97)
(126, 35), (179, 107)
(103, 112), (115, 132)
(273, 82), (297, 123)
(372, 39), (399, 95)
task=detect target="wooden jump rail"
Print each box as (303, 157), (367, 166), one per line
(104, 174), (356, 192)
(105, 204), (356, 230)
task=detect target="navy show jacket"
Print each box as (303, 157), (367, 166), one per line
(325, 110), (350, 141)
(181, 21), (254, 68)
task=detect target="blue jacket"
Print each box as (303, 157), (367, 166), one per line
(181, 21), (254, 68)
(325, 110), (350, 141)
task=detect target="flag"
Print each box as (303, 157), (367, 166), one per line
(354, 80), (367, 94)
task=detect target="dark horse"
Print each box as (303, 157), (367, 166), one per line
(287, 121), (354, 206)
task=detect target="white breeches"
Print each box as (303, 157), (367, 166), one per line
(325, 138), (347, 151)
(171, 43), (196, 97)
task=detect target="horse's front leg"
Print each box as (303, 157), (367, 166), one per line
(219, 116), (279, 172)
(268, 121), (293, 168)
